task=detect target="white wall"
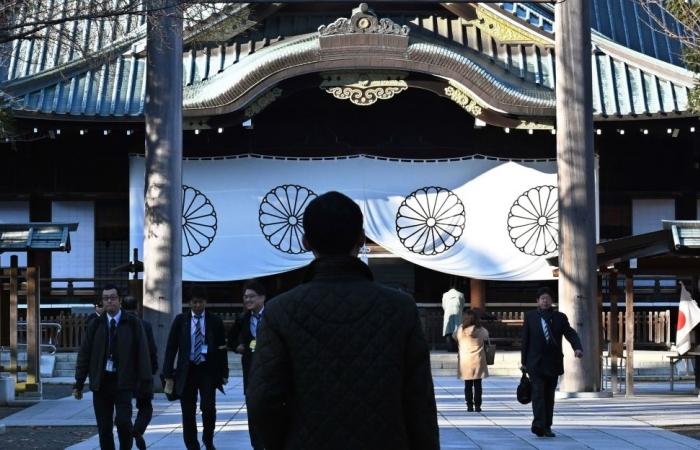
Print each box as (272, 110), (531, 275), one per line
(0, 201), (29, 267)
(632, 199), (675, 234)
(51, 201), (95, 287)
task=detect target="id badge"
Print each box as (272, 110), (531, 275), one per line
(201, 344), (208, 354)
(105, 358), (115, 372)
(249, 339), (257, 352)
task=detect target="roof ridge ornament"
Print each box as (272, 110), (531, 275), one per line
(318, 3), (409, 37)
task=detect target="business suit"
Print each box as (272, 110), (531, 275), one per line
(74, 310), (153, 450)
(163, 310), (228, 450)
(521, 308), (582, 434)
(229, 310), (265, 450)
(134, 319), (158, 439)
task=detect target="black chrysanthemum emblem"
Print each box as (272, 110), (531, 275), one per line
(182, 185), (217, 257)
(259, 185), (317, 254)
(396, 187), (465, 255)
(507, 185), (558, 256)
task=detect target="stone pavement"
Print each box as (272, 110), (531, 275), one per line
(2, 376), (700, 449)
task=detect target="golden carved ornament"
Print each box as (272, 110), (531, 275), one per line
(468, 6), (551, 47)
(444, 85), (483, 117)
(321, 72), (408, 106)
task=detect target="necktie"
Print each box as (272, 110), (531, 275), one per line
(193, 315), (204, 364)
(541, 317), (552, 344)
(109, 318), (117, 363)
(252, 314), (261, 338)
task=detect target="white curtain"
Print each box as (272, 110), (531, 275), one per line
(130, 155), (560, 281)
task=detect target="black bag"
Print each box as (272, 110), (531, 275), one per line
(484, 338), (496, 366)
(517, 372), (532, 404)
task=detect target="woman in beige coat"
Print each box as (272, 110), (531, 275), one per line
(452, 309), (489, 412)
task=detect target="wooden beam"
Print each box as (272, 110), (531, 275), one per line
(556, 0), (599, 393)
(470, 278), (486, 312)
(9, 256), (18, 377)
(610, 273), (619, 394)
(25, 266), (40, 392)
(625, 275), (634, 398)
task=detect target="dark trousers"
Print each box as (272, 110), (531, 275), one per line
(180, 362), (217, 449)
(93, 373), (133, 450)
(134, 395), (153, 436)
(245, 395), (265, 450)
(530, 373), (558, 431)
(464, 379), (482, 407)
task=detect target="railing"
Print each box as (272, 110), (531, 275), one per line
(13, 308), (674, 352)
(601, 310), (672, 349)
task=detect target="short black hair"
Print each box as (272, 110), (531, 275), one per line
(122, 296), (137, 311)
(188, 285), (208, 301)
(303, 191), (364, 255)
(243, 279), (267, 297)
(535, 286), (554, 299)
(101, 284), (121, 296)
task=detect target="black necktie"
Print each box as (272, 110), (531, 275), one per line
(109, 318), (117, 360)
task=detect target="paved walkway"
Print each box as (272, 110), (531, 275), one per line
(2, 377), (700, 449)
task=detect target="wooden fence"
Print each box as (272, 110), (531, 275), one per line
(12, 308), (673, 352)
(601, 310), (671, 348)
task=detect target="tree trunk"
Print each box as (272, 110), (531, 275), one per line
(555, 0), (600, 393)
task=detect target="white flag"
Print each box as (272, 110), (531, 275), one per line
(676, 283), (700, 355)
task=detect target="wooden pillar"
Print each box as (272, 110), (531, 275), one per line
(25, 266), (40, 392)
(555, 0), (599, 392)
(0, 269), (9, 347)
(9, 255), (18, 376)
(625, 274), (634, 397)
(143, 0), (183, 380)
(609, 273), (619, 393)
(470, 278), (486, 312)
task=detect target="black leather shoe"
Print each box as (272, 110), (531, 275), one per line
(133, 432), (146, 450)
(475, 405), (482, 412)
(531, 426), (545, 437)
(544, 429), (556, 438)
(466, 403), (474, 412)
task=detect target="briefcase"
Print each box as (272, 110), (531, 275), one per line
(517, 372), (532, 404)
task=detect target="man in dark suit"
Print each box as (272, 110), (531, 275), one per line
(521, 287), (583, 438)
(163, 286), (229, 450)
(73, 284), (153, 450)
(229, 279), (266, 450)
(122, 295), (158, 450)
(246, 192), (439, 450)
(86, 298), (104, 326)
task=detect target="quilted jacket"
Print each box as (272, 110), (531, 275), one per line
(246, 256), (440, 450)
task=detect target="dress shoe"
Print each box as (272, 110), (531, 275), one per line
(466, 403), (474, 412)
(133, 431), (146, 450)
(475, 405), (482, 412)
(544, 429), (556, 438)
(531, 426), (545, 437)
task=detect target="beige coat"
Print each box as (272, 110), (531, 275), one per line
(453, 325), (489, 380)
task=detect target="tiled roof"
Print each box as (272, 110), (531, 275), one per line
(0, 3), (695, 120)
(499, 1), (685, 67)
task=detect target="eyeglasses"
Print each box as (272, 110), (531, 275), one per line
(102, 294), (120, 302)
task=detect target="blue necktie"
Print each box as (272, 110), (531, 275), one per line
(193, 315), (204, 364)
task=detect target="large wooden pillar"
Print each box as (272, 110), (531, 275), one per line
(143, 0), (183, 375)
(625, 275), (634, 397)
(555, 0), (600, 392)
(470, 279), (486, 312)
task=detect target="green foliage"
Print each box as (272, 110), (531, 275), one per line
(0, 107), (16, 139)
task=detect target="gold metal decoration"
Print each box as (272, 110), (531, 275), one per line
(516, 120), (554, 130)
(468, 6), (551, 46)
(318, 3), (409, 37)
(444, 84), (483, 117)
(244, 88), (283, 118)
(321, 72), (408, 106)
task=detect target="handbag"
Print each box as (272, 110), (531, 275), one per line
(517, 372), (532, 404)
(484, 337), (496, 366)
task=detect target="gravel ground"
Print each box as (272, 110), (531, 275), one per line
(0, 384), (97, 449)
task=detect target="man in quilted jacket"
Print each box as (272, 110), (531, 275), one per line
(247, 191), (440, 450)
